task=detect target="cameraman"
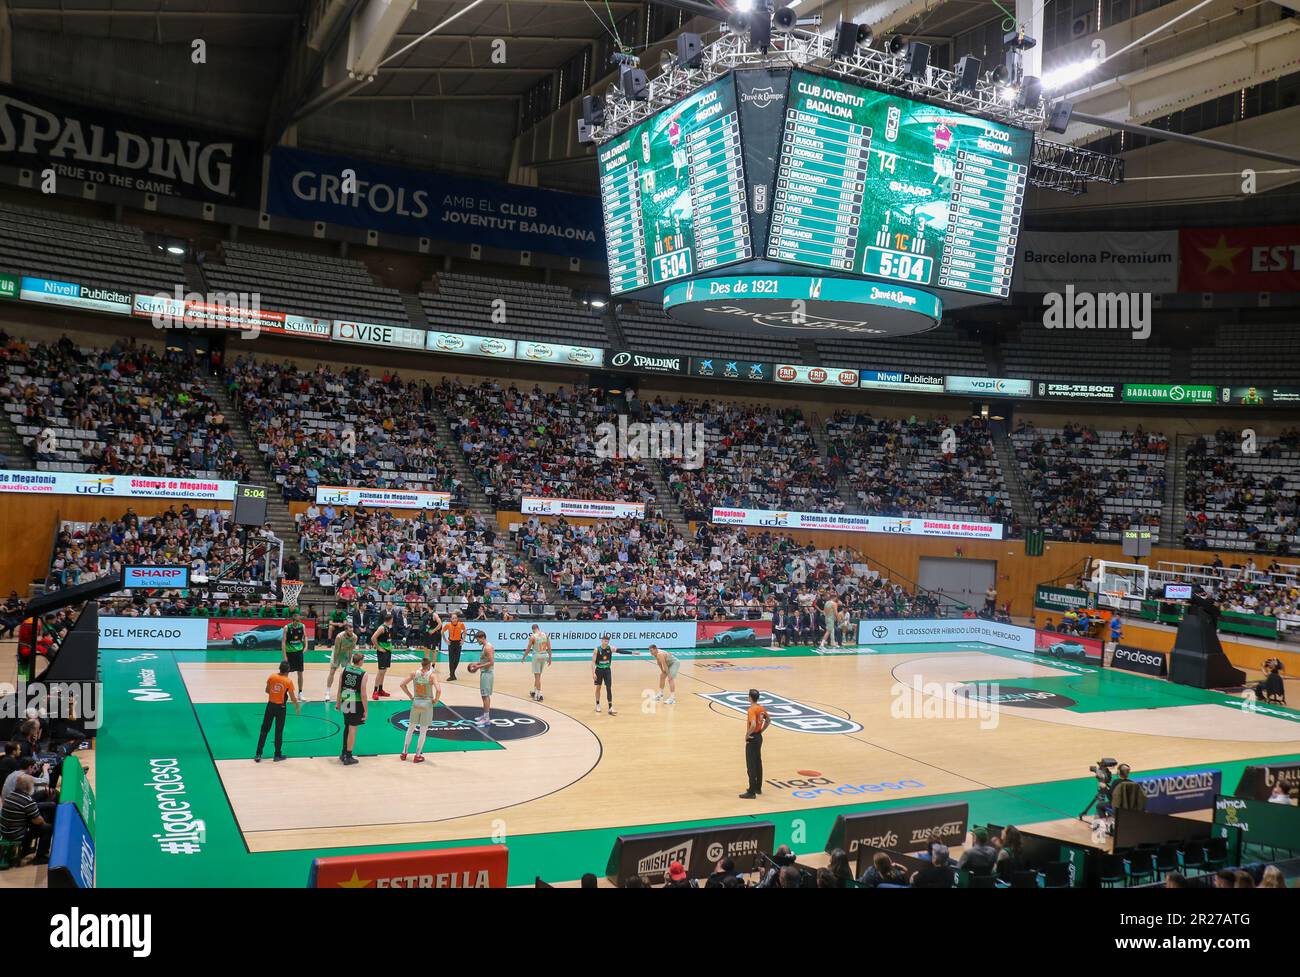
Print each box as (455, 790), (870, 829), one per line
(1110, 763), (1146, 812)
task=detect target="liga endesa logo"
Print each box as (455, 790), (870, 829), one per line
(766, 770), (926, 800)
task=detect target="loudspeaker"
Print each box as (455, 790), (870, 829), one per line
(904, 41), (930, 79)
(832, 20), (861, 56)
(750, 15), (771, 52)
(774, 6), (797, 30)
(676, 32), (703, 68)
(582, 94), (605, 126)
(1046, 99), (1073, 133)
(619, 67), (649, 100)
(955, 55), (981, 92)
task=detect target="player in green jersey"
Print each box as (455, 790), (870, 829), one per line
(370, 613), (395, 699)
(281, 609), (308, 700)
(335, 652), (368, 765)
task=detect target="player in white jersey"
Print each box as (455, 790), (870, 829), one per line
(647, 644), (680, 705)
(398, 657), (441, 763)
(522, 624), (553, 701)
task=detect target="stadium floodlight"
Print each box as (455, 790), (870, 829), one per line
(737, 0), (754, 10)
(1041, 58), (1097, 92)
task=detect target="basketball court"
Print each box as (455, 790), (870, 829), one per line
(93, 640), (1300, 887)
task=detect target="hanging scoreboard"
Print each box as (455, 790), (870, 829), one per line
(598, 76), (752, 296)
(766, 70), (1032, 298)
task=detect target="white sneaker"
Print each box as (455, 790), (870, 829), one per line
(653, 692), (663, 701)
(608, 707), (618, 716)
(665, 697), (675, 705)
(595, 704), (602, 714)
(536, 693), (544, 702)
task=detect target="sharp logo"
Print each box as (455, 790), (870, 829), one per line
(637, 841), (692, 876)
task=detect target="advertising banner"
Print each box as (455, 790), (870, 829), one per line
(308, 844), (509, 888)
(1121, 383), (1217, 405)
(315, 485), (451, 510)
(131, 295), (331, 340)
(1135, 769), (1221, 814)
(123, 566), (190, 590)
(47, 802), (94, 889)
(857, 618), (1035, 653)
(426, 330), (516, 360)
(1035, 381), (1120, 401)
(59, 755), (97, 838)
(711, 506), (1003, 540)
(1214, 795), (1300, 851)
(696, 619), (772, 648)
(1014, 230), (1179, 293)
(266, 146), (604, 261)
(606, 821), (776, 885)
(0, 469), (236, 500)
(1220, 385), (1300, 406)
(774, 363), (860, 387)
(207, 617), (317, 650)
(607, 349), (687, 375)
(1111, 643), (1167, 676)
(1180, 225), (1300, 293)
(1033, 585), (1097, 612)
(520, 496), (645, 520)
(0, 82), (261, 206)
(98, 617), (208, 650)
(824, 801), (968, 863)
(1233, 763), (1300, 801)
(477, 620), (697, 652)
(944, 375), (1032, 397)
(1033, 629), (1104, 662)
(20, 276), (132, 315)
(515, 341), (604, 368)
(859, 369), (945, 394)
(332, 320), (427, 350)
(0, 273), (18, 299)
(688, 357), (772, 383)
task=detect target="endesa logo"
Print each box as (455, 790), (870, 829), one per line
(768, 772), (927, 800)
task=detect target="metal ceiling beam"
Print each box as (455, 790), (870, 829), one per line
(7, 8), (297, 18)
(263, 0), (365, 146)
(378, 65), (553, 73)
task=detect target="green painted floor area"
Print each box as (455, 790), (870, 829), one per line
(93, 642), (1300, 887)
(194, 700), (502, 761)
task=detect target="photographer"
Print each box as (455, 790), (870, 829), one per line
(1254, 658), (1285, 704)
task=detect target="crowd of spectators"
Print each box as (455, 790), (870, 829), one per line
(1183, 429), (1299, 553)
(827, 412), (1018, 533)
(437, 378), (657, 510)
(226, 358), (464, 503)
(1013, 422), (1166, 543)
(645, 398), (840, 520)
(0, 333), (252, 481)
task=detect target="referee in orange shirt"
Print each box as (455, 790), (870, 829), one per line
(254, 661), (301, 763)
(739, 688), (771, 799)
(444, 613), (467, 681)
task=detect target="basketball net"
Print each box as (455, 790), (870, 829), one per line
(281, 579), (304, 608)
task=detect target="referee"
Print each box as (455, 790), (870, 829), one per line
(254, 661), (301, 763)
(739, 688), (771, 799)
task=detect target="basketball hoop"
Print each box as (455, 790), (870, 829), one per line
(281, 579), (304, 608)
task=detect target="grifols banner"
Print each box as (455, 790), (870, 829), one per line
(0, 83), (262, 206)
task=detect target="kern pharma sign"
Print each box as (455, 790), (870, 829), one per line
(711, 507), (1003, 540)
(0, 83), (261, 206)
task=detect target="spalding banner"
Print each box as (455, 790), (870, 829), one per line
(308, 845), (508, 888)
(266, 146), (604, 261)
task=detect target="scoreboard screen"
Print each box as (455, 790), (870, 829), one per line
(598, 76), (753, 295)
(766, 70), (1033, 298)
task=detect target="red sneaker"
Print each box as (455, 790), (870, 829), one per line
(400, 753), (408, 761)
(377, 689), (392, 698)
(371, 690), (381, 700)
(413, 755), (426, 764)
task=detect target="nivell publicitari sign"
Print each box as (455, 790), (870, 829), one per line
(20, 277), (131, 315)
(860, 370), (945, 394)
(711, 506), (1004, 540)
(0, 469), (237, 500)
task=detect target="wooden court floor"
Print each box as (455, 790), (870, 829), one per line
(167, 642), (1300, 858)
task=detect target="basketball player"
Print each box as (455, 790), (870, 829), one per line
(336, 651), (368, 765)
(739, 688), (771, 799)
(399, 657), (441, 763)
(465, 630), (495, 726)
(444, 612), (466, 681)
(648, 643), (679, 705)
(592, 634), (617, 715)
(327, 601), (349, 644)
(370, 613), (395, 699)
(254, 661), (301, 763)
(281, 609), (308, 699)
(522, 624), (552, 701)
(819, 592), (840, 650)
(423, 607), (444, 670)
(325, 620), (357, 703)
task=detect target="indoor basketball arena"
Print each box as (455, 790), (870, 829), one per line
(0, 0), (1297, 935)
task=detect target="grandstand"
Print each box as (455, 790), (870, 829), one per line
(0, 0), (1298, 922)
